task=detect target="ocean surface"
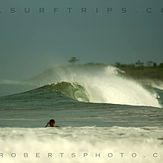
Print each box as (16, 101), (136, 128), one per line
(0, 65), (163, 163)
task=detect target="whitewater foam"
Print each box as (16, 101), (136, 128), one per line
(0, 127), (163, 163)
(31, 65), (161, 108)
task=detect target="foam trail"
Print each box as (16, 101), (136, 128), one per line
(31, 65), (161, 108)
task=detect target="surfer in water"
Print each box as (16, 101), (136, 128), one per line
(45, 119), (59, 127)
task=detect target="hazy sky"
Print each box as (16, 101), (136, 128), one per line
(0, 0), (163, 80)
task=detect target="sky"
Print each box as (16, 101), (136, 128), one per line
(0, 0), (163, 80)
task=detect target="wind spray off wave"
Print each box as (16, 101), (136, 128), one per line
(31, 65), (161, 108)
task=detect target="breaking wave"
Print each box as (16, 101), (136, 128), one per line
(29, 65), (161, 108)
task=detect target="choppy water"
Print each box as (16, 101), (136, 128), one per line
(0, 65), (163, 163)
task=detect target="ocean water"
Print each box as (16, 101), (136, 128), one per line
(0, 65), (163, 163)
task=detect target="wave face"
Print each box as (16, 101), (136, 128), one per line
(0, 127), (163, 163)
(38, 82), (89, 102)
(30, 65), (161, 108)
